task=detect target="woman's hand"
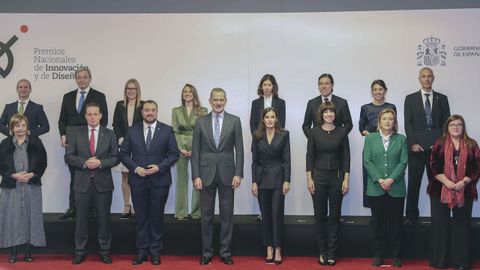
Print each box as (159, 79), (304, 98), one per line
(307, 178), (315, 195)
(251, 182), (258, 197)
(342, 179), (349, 195)
(282, 181), (290, 195)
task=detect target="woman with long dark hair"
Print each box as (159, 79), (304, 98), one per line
(251, 107), (290, 264)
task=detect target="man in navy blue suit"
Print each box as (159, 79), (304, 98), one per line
(120, 100), (179, 265)
(0, 79), (50, 136)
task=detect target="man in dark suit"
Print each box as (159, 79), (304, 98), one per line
(302, 73), (353, 137)
(0, 79), (49, 136)
(404, 67), (450, 226)
(192, 88), (244, 265)
(58, 66), (109, 219)
(64, 102), (119, 264)
(120, 100), (179, 265)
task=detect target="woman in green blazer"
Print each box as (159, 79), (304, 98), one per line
(172, 84), (207, 220)
(363, 108), (408, 267)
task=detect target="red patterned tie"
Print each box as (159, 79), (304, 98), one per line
(89, 128), (95, 177)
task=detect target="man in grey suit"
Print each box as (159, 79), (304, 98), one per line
(65, 102), (120, 264)
(192, 88), (244, 265)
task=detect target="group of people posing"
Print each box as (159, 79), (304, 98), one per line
(0, 66), (478, 269)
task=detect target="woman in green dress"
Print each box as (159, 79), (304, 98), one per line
(172, 84), (207, 220)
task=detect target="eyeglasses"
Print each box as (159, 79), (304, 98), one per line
(448, 123), (463, 128)
(126, 87), (137, 91)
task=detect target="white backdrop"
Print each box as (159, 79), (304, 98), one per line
(0, 9), (479, 217)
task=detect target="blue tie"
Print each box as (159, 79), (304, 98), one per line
(425, 93), (432, 130)
(146, 126), (152, 151)
(77, 90), (86, 113)
(214, 114), (220, 148)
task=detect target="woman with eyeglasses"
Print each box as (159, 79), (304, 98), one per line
(429, 115), (480, 270)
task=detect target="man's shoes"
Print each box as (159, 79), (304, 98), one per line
(393, 258), (402, 267)
(403, 218), (417, 226)
(199, 256), (212, 265)
(372, 257), (383, 266)
(72, 255), (85, 264)
(59, 208), (76, 220)
(100, 254), (112, 264)
(132, 254), (148, 265)
(151, 255), (161, 265)
(221, 256), (234, 265)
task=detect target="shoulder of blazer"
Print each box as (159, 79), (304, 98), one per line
(332, 95), (347, 104)
(308, 96), (321, 104)
(432, 91), (448, 99)
(115, 100), (124, 107)
(64, 89), (77, 100)
(406, 91), (421, 100)
(252, 97), (262, 105)
(172, 106), (183, 112)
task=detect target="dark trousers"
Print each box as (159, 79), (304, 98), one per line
(362, 164), (371, 208)
(131, 182), (169, 256)
(69, 165), (75, 209)
(429, 195), (473, 269)
(200, 172), (234, 258)
(311, 170), (343, 259)
(74, 183), (112, 255)
(370, 193), (404, 259)
(406, 150), (432, 220)
(258, 188), (284, 248)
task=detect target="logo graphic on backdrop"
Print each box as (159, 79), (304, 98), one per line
(417, 36), (447, 67)
(0, 35), (18, 78)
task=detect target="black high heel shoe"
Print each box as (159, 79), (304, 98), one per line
(8, 246), (17, 263)
(318, 254), (327, 265)
(24, 244), (33, 262)
(120, 205), (131, 219)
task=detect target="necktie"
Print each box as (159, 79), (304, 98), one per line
(19, 102), (25, 115)
(78, 90), (86, 113)
(89, 128), (95, 177)
(424, 93), (433, 130)
(324, 97), (329, 102)
(214, 114), (220, 148)
(146, 126), (152, 151)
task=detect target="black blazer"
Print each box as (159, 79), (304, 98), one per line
(0, 135), (47, 188)
(302, 95), (353, 137)
(58, 88), (108, 136)
(404, 90), (450, 149)
(249, 97), (286, 134)
(252, 130), (291, 189)
(0, 100), (50, 136)
(112, 100), (144, 140)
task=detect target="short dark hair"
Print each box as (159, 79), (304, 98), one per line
(317, 101), (336, 126)
(318, 73), (334, 85)
(142, 100), (158, 110)
(85, 102), (100, 112)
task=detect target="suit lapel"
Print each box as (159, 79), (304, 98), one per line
(23, 101), (32, 116)
(138, 123), (148, 152)
(431, 91), (440, 118)
(205, 113), (216, 148)
(219, 113), (231, 147)
(415, 91), (427, 123)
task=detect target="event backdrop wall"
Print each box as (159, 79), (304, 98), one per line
(1, 9), (479, 217)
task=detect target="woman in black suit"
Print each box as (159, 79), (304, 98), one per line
(306, 101), (350, 266)
(249, 74), (286, 134)
(251, 107), (291, 265)
(112, 78), (144, 219)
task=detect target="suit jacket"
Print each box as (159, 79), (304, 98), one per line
(119, 121), (180, 188)
(363, 132), (408, 198)
(0, 135), (47, 188)
(404, 90), (450, 149)
(252, 130), (290, 189)
(302, 94), (353, 137)
(64, 126), (119, 193)
(112, 100), (144, 141)
(0, 100), (50, 136)
(58, 88), (108, 137)
(192, 112), (244, 187)
(249, 97), (286, 134)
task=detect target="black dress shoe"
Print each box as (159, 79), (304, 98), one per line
(372, 257), (383, 266)
(132, 255), (148, 265)
(327, 258), (336, 266)
(393, 258), (402, 267)
(274, 259), (282, 265)
(59, 208), (76, 220)
(72, 255), (85, 264)
(200, 256), (212, 265)
(100, 254), (112, 264)
(8, 246), (17, 263)
(403, 218), (417, 226)
(151, 255), (161, 265)
(455, 266), (469, 270)
(221, 256), (234, 265)
(265, 258), (274, 264)
(24, 244), (33, 262)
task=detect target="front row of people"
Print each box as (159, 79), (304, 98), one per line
(0, 97), (477, 269)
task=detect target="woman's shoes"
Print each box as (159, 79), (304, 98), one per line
(24, 244), (33, 262)
(8, 246), (17, 263)
(318, 254), (328, 265)
(120, 205), (135, 219)
(265, 257), (274, 264)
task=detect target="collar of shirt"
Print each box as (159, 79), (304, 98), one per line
(211, 111), (225, 120)
(263, 96), (273, 108)
(78, 87), (91, 95)
(321, 93), (333, 102)
(17, 99), (30, 110)
(143, 121), (157, 137)
(88, 125), (99, 133)
(420, 89), (434, 106)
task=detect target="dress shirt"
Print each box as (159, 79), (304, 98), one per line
(263, 96), (272, 109)
(88, 125), (99, 153)
(17, 99), (30, 112)
(211, 112), (224, 135)
(321, 93), (333, 102)
(143, 121), (157, 143)
(420, 89), (434, 109)
(76, 87), (91, 110)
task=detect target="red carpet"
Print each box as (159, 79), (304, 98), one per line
(0, 255), (478, 270)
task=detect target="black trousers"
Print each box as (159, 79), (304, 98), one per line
(429, 195), (473, 269)
(200, 172), (234, 258)
(74, 183), (112, 256)
(362, 163), (371, 208)
(406, 150), (432, 220)
(258, 188), (285, 248)
(69, 165), (76, 209)
(369, 193), (404, 259)
(311, 170), (343, 259)
(131, 182), (169, 256)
